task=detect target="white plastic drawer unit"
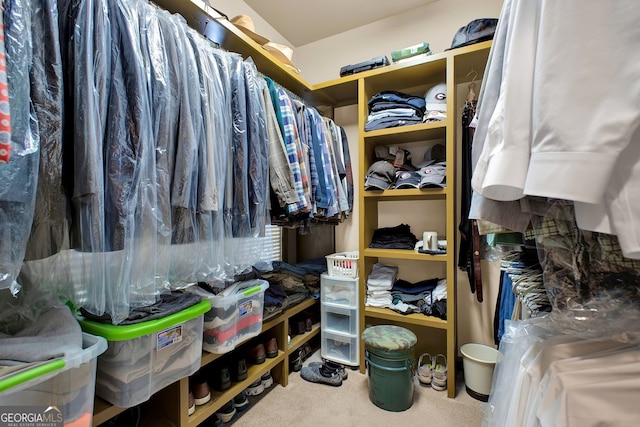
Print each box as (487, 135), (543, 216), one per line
(321, 330), (359, 367)
(321, 304), (358, 335)
(320, 273), (358, 309)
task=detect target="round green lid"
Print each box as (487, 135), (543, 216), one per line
(362, 325), (417, 351)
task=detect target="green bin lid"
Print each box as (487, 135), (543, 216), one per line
(0, 358), (66, 393)
(362, 325), (417, 351)
(78, 299), (210, 341)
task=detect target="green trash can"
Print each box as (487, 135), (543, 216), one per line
(362, 325), (417, 412)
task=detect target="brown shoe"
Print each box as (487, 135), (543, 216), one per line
(264, 337), (278, 358)
(191, 371), (211, 406)
(247, 342), (266, 365)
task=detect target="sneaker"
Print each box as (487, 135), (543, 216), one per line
(417, 353), (434, 385)
(188, 392), (195, 416)
(264, 337), (278, 359)
(215, 400), (236, 423)
(191, 370), (211, 405)
(431, 354), (447, 391)
(245, 378), (265, 396)
(233, 391), (250, 412)
(261, 370), (273, 389)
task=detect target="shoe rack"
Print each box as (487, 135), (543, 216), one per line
(93, 298), (321, 426)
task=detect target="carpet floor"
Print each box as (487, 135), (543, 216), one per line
(224, 350), (485, 427)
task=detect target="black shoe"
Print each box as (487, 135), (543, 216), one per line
(215, 400), (236, 423)
(290, 349), (303, 372)
(212, 365), (231, 391)
(233, 358), (248, 382)
(233, 390), (250, 412)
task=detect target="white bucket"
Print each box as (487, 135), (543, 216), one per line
(460, 343), (501, 402)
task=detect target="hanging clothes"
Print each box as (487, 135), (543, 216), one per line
(0, 0), (39, 294)
(25, 0), (68, 262)
(0, 2), (9, 165)
(458, 88), (480, 296)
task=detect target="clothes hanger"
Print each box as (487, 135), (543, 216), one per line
(465, 68), (478, 82)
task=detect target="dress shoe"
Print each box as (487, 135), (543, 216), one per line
(247, 342), (266, 365)
(211, 365), (231, 391)
(264, 336), (278, 358)
(233, 357), (248, 382)
(191, 370), (211, 405)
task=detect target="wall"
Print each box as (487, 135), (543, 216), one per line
(295, 0), (504, 84)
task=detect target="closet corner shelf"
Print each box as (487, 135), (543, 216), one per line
(362, 248), (450, 262)
(363, 307), (448, 329)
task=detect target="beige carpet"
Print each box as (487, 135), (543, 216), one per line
(230, 351), (485, 427)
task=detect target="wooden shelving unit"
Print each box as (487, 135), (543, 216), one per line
(93, 298), (321, 426)
(356, 41), (492, 398)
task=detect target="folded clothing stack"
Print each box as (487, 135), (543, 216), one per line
(365, 91), (425, 131)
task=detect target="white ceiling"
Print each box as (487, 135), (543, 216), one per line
(244, 0), (438, 47)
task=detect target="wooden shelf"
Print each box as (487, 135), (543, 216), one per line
(362, 122), (446, 145)
(288, 322), (320, 354)
(364, 307), (448, 329)
(362, 248), (451, 262)
(362, 187), (448, 201)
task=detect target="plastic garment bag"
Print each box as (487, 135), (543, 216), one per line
(140, 3), (174, 292)
(165, 13), (202, 288)
(24, 0), (69, 264)
(0, 0), (39, 295)
(100, 0), (157, 322)
(185, 28), (224, 283)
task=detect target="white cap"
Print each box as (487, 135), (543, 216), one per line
(425, 83), (447, 112)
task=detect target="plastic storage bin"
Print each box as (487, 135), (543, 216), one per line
(325, 251), (359, 278)
(320, 274), (358, 308)
(0, 333), (107, 427)
(78, 299), (210, 408)
(192, 279), (269, 354)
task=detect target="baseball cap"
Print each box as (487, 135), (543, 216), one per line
(365, 160), (397, 190)
(425, 83), (447, 113)
(419, 162), (446, 188)
(449, 18), (498, 50)
(415, 143), (446, 168)
(395, 170), (421, 189)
